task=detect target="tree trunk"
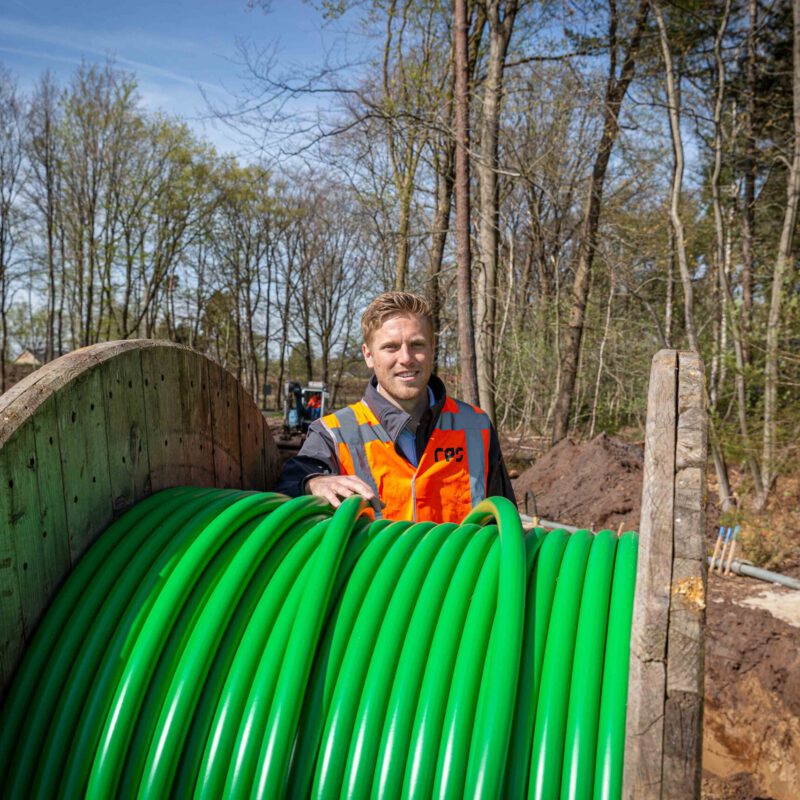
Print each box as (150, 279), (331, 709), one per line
(551, 0), (650, 444)
(276, 248), (294, 410)
(589, 274), (614, 438)
(394, 171), (415, 291)
(741, 0), (757, 367)
(665, 227), (674, 348)
(709, 0), (739, 510)
(762, 0), (800, 500)
(454, 0), (479, 405)
(474, 0), (517, 422)
(263, 244), (273, 410)
(655, 1), (698, 351)
(428, 134), (455, 372)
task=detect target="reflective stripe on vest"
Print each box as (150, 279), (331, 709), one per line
(324, 405), (386, 512)
(322, 398), (490, 522)
(436, 402), (491, 509)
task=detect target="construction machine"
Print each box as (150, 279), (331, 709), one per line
(282, 380), (329, 439)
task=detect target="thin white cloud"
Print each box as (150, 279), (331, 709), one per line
(0, 16), (204, 57)
(0, 44), (84, 68)
(0, 15), (222, 92)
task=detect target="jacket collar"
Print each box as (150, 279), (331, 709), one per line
(363, 373), (447, 442)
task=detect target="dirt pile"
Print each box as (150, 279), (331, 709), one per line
(512, 433), (643, 531)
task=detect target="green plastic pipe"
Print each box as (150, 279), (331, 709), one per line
(402, 524), (498, 800)
(59, 489), (247, 799)
(370, 522), (478, 800)
(594, 531), (639, 800)
(285, 519), (411, 800)
(138, 496), (329, 798)
(342, 522), (456, 799)
(0, 487), (200, 785)
(0, 490), (640, 799)
(530, 530), (594, 799)
(195, 516), (328, 798)
(561, 529), (618, 800)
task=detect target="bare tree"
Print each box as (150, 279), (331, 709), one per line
(762, 0), (800, 499)
(551, 0), (650, 444)
(653, 2), (697, 351)
(474, 0), (519, 421)
(706, 0), (762, 508)
(740, 0), (757, 367)
(26, 72), (62, 360)
(454, 0), (479, 404)
(0, 68), (26, 391)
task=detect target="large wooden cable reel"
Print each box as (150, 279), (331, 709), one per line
(0, 340), (279, 688)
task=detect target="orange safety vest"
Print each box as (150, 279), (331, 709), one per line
(321, 396), (491, 523)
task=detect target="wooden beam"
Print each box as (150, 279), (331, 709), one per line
(623, 349), (707, 799)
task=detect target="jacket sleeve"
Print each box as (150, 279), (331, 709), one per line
(274, 419), (340, 497)
(487, 423), (517, 505)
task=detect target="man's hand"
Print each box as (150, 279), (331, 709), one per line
(306, 474), (383, 513)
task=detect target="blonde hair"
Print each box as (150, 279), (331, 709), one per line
(361, 292), (433, 344)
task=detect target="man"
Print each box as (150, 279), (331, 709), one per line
(276, 292), (515, 522)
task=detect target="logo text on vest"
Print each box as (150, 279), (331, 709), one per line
(434, 446), (464, 463)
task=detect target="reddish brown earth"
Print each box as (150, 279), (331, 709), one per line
(509, 434), (799, 800)
(511, 433), (644, 532)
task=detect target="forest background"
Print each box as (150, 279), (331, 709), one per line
(0, 0), (798, 516)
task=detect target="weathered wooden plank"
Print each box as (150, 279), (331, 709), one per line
(662, 691), (703, 799)
(0, 368), (53, 428)
(27, 395), (70, 627)
(56, 366), (114, 563)
(666, 557), (705, 695)
(663, 351), (707, 800)
(675, 351), (707, 472)
(624, 349), (707, 800)
(141, 346), (187, 492)
(262, 414), (280, 491)
(673, 467), (706, 562)
(101, 348), (151, 516)
(0, 438), (27, 693)
(238, 381), (280, 491)
(178, 349), (215, 488)
(629, 349), (677, 662)
(624, 349), (678, 800)
(625, 657), (667, 794)
(239, 381), (264, 490)
(141, 345), (216, 490)
(208, 360), (242, 489)
(0, 412), (67, 689)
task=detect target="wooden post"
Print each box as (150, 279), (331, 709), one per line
(0, 340), (279, 697)
(624, 350), (708, 799)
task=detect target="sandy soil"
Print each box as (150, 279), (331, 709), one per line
(703, 567), (800, 799)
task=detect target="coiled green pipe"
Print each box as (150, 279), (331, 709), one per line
(0, 488), (637, 799)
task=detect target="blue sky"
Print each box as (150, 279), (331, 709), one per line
(0, 0), (362, 153)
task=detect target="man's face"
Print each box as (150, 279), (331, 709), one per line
(362, 314), (434, 413)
